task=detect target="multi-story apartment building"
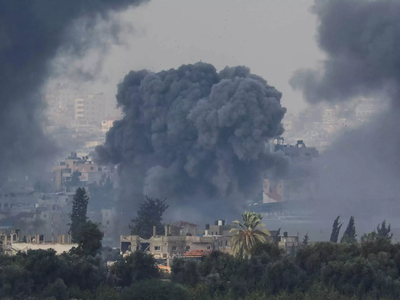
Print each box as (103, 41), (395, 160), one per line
(75, 93), (105, 123)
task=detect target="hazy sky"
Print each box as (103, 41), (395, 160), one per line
(75, 0), (323, 115)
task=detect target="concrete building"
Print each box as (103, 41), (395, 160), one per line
(120, 220), (234, 263)
(120, 222), (301, 262)
(278, 231), (301, 255)
(45, 83), (80, 126)
(74, 93), (105, 123)
(51, 152), (106, 189)
(0, 230), (77, 255)
(274, 138), (319, 162)
(101, 119), (117, 133)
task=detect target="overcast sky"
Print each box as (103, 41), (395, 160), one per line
(71, 0), (323, 115)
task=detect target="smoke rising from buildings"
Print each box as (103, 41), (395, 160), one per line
(289, 0), (400, 230)
(0, 0), (148, 181)
(95, 63), (288, 221)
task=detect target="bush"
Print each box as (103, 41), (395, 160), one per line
(110, 251), (160, 287)
(122, 279), (190, 300)
(43, 278), (69, 300)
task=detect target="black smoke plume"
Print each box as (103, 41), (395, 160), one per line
(95, 63), (287, 221)
(289, 0), (400, 235)
(0, 0), (148, 180)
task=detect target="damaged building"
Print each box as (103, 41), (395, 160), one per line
(120, 220), (234, 263)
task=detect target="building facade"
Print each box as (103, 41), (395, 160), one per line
(74, 93), (105, 123)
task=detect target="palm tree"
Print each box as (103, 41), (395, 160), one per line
(229, 211), (271, 258)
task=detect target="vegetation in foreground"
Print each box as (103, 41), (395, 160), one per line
(1, 190), (399, 299)
(2, 232), (400, 300)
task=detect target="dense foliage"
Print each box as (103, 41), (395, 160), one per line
(1, 236), (400, 299)
(70, 220), (104, 257)
(2, 217), (400, 299)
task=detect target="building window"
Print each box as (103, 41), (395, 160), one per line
(154, 246), (160, 251)
(207, 246), (211, 250)
(90, 167), (94, 170)
(185, 246), (190, 251)
(43, 214), (46, 218)
(172, 246), (177, 251)
(225, 241), (228, 246)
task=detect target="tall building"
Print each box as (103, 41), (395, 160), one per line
(74, 93), (105, 123)
(46, 83), (81, 125)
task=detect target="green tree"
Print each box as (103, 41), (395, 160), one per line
(250, 241), (283, 260)
(69, 187), (89, 243)
(330, 216), (343, 243)
(229, 211), (270, 258)
(377, 220), (393, 240)
(301, 233), (309, 246)
(129, 196), (169, 239)
(361, 220), (393, 243)
(43, 278), (69, 300)
(24, 249), (61, 291)
(341, 216), (357, 243)
(71, 221), (104, 257)
(122, 279), (190, 300)
(171, 259), (200, 286)
(110, 251), (160, 287)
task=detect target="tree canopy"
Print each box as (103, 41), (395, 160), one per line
(129, 196), (169, 239)
(69, 187), (89, 242)
(330, 216), (343, 243)
(341, 216), (357, 244)
(229, 211), (270, 258)
(71, 220), (104, 257)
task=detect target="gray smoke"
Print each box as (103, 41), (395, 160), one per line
(0, 0), (148, 181)
(96, 63), (288, 221)
(288, 0), (400, 236)
(290, 0), (400, 104)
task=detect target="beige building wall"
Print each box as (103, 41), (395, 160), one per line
(75, 98), (85, 120)
(11, 243), (78, 255)
(121, 235), (218, 259)
(74, 94), (105, 122)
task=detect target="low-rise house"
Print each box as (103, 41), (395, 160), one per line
(121, 220), (234, 264)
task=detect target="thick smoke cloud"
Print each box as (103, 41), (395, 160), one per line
(96, 63), (287, 221)
(288, 0), (400, 236)
(0, 0), (148, 180)
(290, 0), (400, 104)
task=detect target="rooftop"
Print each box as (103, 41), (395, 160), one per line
(184, 249), (211, 258)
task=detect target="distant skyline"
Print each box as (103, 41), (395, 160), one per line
(50, 0), (323, 115)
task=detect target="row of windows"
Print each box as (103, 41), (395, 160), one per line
(154, 245), (212, 251)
